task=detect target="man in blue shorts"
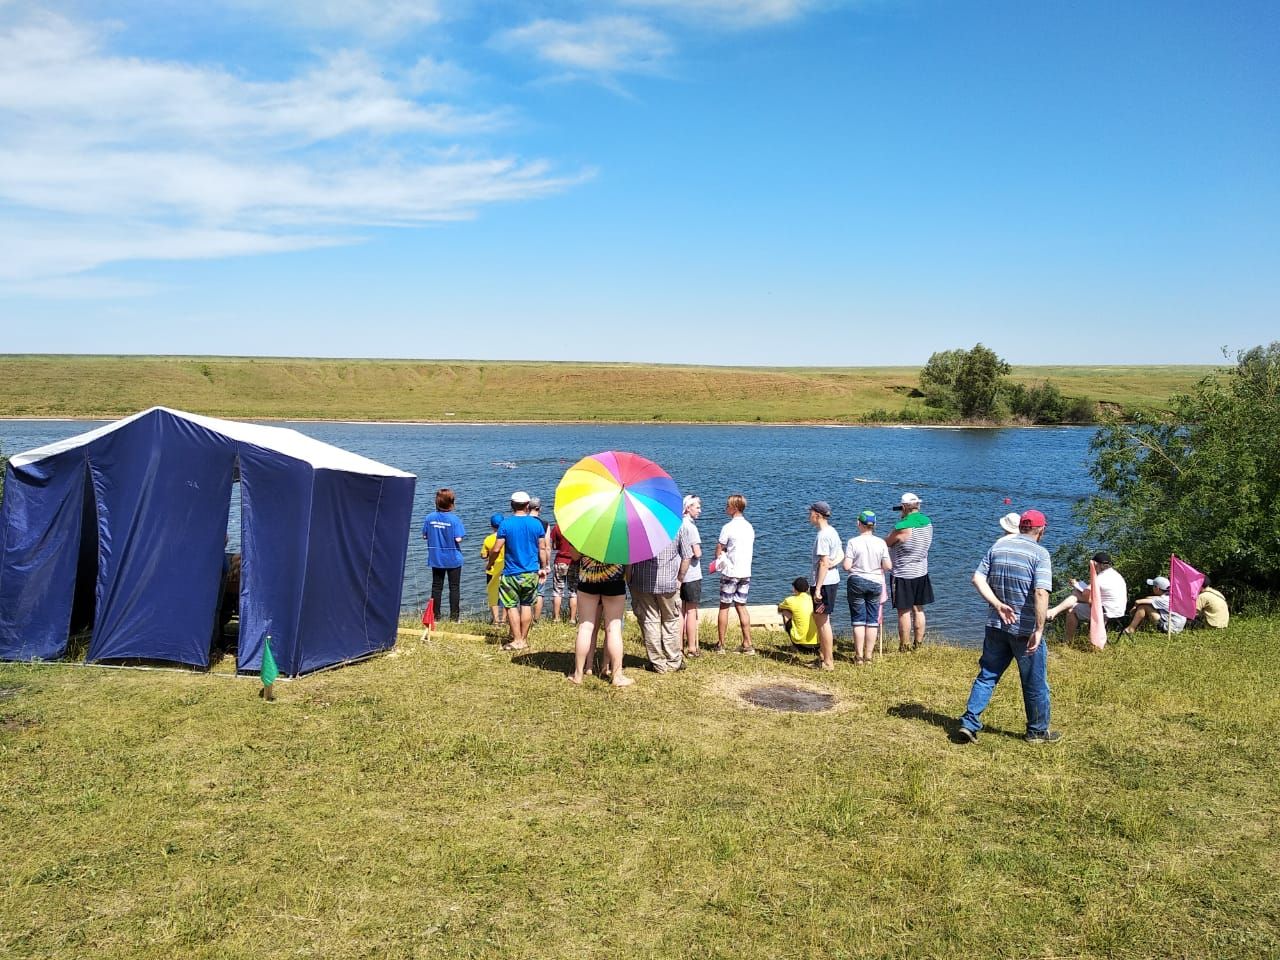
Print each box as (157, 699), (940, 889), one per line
(488, 491), (549, 652)
(958, 509), (1062, 745)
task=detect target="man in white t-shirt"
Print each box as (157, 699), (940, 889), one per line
(1047, 551), (1128, 642)
(1123, 574), (1186, 634)
(714, 493), (756, 655)
(808, 501), (842, 671)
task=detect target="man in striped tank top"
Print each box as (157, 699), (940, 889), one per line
(885, 492), (934, 652)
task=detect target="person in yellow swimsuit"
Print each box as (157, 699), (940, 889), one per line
(481, 512), (505, 625)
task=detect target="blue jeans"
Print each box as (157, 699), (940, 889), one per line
(961, 626), (1050, 736)
(846, 576), (882, 626)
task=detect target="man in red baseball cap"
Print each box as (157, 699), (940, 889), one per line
(957, 508), (1062, 745)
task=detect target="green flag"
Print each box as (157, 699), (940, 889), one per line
(261, 634), (279, 687)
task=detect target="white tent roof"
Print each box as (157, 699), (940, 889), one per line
(10, 407), (415, 478)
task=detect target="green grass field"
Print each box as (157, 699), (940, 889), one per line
(0, 356), (1214, 423)
(2, 617), (1277, 959)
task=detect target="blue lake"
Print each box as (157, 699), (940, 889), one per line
(1, 421), (1097, 645)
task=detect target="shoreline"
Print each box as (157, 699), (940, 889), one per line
(0, 415), (1097, 429)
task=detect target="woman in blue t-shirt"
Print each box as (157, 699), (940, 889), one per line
(421, 488), (466, 621)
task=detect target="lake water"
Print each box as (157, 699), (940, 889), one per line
(1, 421), (1097, 645)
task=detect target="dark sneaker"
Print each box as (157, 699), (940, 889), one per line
(956, 726), (978, 744)
(1025, 730), (1063, 744)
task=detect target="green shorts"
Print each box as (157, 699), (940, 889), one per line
(499, 572), (540, 609)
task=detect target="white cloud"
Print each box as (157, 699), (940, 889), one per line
(224, 0), (447, 37)
(620, 0), (820, 27)
(0, 11), (582, 288)
(495, 16), (672, 76)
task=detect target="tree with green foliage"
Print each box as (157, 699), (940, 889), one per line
(919, 343), (1011, 419)
(920, 344), (1095, 423)
(1069, 343), (1280, 608)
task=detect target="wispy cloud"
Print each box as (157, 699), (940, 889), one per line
(621, 0), (821, 28)
(495, 16), (673, 77)
(0, 10), (581, 289)
(224, 0), (448, 37)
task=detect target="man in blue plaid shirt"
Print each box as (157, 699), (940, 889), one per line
(958, 509), (1062, 745)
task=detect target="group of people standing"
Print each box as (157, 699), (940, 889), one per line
(422, 484), (1230, 743)
(422, 484), (941, 681)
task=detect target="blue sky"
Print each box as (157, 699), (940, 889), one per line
(0, 0), (1276, 364)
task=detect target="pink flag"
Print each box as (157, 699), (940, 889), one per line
(1087, 559), (1107, 649)
(1169, 555), (1205, 620)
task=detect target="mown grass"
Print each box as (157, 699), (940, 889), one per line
(1, 616), (1277, 959)
(0, 356), (1213, 423)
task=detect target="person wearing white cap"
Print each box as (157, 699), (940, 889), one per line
(487, 491), (549, 651)
(997, 512), (1021, 543)
(1122, 575), (1186, 635)
(884, 492), (934, 651)
(675, 495), (704, 658)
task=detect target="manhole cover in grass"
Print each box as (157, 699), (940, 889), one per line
(0, 686), (20, 702)
(740, 684), (835, 713)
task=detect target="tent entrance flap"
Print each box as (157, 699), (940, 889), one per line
(68, 462), (99, 638)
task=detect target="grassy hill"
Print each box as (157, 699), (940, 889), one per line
(1, 618), (1277, 958)
(0, 355), (1213, 423)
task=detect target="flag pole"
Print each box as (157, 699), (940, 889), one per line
(259, 632), (279, 702)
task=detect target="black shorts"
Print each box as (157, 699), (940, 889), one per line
(814, 583), (838, 616)
(680, 580), (702, 604)
(893, 574), (934, 611)
(578, 581), (626, 598)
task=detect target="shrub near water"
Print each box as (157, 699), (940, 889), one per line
(1071, 342), (1280, 607)
(1, 616), (1278, 959)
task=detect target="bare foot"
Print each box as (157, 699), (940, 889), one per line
(566, 673), (583, 685)
(611, 674), (635, 687)
(501, 641), (529, 651)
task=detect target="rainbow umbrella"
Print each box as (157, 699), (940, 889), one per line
(553, 451), (683, 564)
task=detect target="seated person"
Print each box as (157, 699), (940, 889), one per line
(1123, 575), (1186, 634)
(1047, 551), (1128, 642)
(1188, 576), (1230, 629)
(778, 577), (818, 654)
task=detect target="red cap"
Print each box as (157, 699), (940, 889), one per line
(1019, 509), (1047, 530)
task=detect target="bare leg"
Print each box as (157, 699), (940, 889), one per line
(603, 594), (633, 686)
(866, 624), (880, 661)
(569, 593), (601, 683)
(683, 602), (700, 653)
(716, 604), (730, 651)
(736, 603), (753, 652)
(1063, 607), (1080, 644)
(912, 607), (926, 648)
(816, 611), (833, 668)
(1124, 607), (1156, 634)
(553, 594), (562, 621)
(505, 605), (532, 650)
(897, 609), (911, 652)
(569, 594), (577, 621)
(852, 624), (867, 662)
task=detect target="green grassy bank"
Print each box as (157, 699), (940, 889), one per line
(0, 356), (1211, 423)
(2, 618), (1277, 959)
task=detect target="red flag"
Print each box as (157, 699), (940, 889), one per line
(1087, 559), (1107, 649)
(1169, 555), (1205, 620)
(421, 598), (436, 629)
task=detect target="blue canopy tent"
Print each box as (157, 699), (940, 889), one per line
(0, 407), (416, 676)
